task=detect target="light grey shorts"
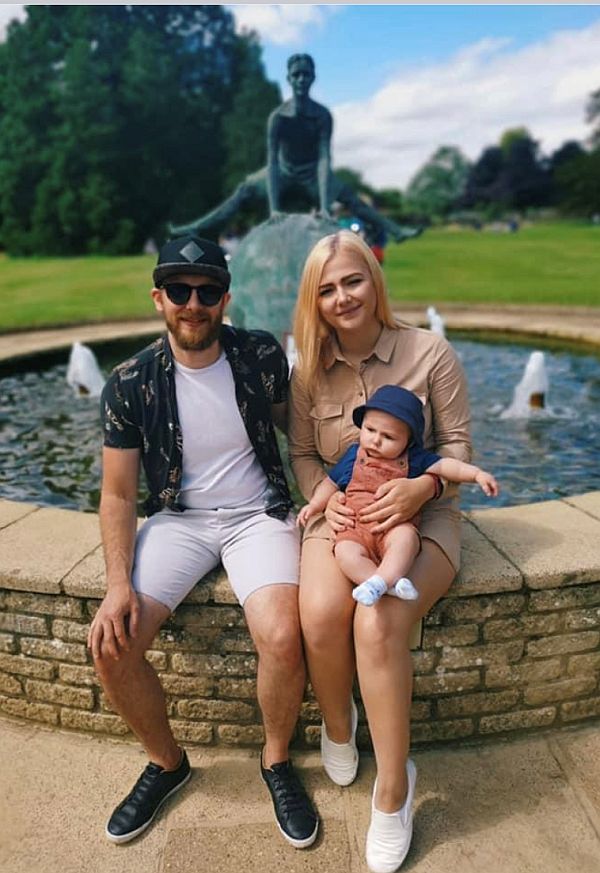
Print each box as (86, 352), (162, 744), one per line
(132, 503), (300, 611)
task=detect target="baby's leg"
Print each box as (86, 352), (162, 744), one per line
(334, 541), (388, 607)
(379, 523), (421, 601)
(378, 523), (421, 583)
(334, 540), (377, 585)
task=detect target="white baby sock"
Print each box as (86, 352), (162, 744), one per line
(352, 574), (388, 606)
(392, 577), (419, 601)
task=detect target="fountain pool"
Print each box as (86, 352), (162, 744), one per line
(0, 332), (598, 513)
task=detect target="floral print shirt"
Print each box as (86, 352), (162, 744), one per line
(101, 326), (292, 519)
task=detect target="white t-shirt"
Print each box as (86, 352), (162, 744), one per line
(174, 352), (268, 509)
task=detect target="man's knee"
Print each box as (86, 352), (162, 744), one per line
(92, 641), (146, 685)
(246, 586), (303, 666)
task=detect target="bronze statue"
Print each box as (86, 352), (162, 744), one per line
(169, 54), (420, 243)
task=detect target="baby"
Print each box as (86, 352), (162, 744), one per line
(298, 384), (498, 606)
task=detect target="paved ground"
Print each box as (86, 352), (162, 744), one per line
(1, 714), (600, 873)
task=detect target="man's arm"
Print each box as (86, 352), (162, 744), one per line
(87, 446), (141, 660)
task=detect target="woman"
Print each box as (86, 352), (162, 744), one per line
(288, 231), (470, 873)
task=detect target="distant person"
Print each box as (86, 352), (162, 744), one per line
(298, 384), (498, 606)
(169, 55), (420, 244)
(88, 235), (318, 850)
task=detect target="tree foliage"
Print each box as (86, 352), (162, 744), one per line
(462, 128), (550, 212)
(405, 146), (470, 219)
(0, 5), (276, 254)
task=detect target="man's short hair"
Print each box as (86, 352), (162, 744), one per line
(287, 54), (315, 75)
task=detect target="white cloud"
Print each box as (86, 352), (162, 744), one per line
(0, 4), (25, 41)
(332, 22), (600, 190)
(230, 4), (335, 46)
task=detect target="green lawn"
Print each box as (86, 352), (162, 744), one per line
(1, 222), (599, 332)
(385, 221), (600, 307)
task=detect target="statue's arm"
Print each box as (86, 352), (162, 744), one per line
(267, 111), (282, 215)
(317, 109), (333, 215)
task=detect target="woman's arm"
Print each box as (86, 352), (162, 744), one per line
(288, 371), (329, 501)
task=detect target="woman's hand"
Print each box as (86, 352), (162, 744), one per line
(324, 490), (356, 533)
(358, 476), (436, 534)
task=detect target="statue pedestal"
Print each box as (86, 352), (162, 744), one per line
(227, 213), (339, 340)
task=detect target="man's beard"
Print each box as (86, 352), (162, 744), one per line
(165, 308), (223, 351)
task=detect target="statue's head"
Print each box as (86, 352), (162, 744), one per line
(287, 53), (315, 97)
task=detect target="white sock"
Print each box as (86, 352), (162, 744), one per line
(392, 577), (419, 601)
(352, 574), (388, 606)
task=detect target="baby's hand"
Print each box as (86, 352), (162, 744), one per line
(297, 504), (314, 527)
(475, 470), (499, 497)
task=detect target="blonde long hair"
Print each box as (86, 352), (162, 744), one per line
(292, 230), (398, 393)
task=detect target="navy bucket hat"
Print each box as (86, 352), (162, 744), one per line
(153, 236), (231, 290)
(352, 385), (425, 447)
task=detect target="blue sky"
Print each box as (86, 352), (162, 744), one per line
(250, 5), (600, 104)
(230, 4), (600, 187)
(2, 4), (600, 189)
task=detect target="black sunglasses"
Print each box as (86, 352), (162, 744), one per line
(162, 282), (226, 307)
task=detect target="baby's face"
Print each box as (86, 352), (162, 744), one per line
(359, 409), (411, 460)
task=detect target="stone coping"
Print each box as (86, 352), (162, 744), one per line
(1, 303), (599, 364)
(2, 493), (600, 602)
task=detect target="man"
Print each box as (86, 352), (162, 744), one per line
(169, 54), (419, 243)
(87, 235), (318, 849)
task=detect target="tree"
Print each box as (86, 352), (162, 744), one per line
(556, 150), (600, 215)
(461, 129), (550, 211)
(587, 87), (600, 149)
(404, 146), (470, 219)
(0, 5), (277, 254)
(221, 36), (281, 194)
(461, 146), (505, 209)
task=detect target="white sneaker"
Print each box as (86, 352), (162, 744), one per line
(320, 698), (359, 786)
(366, 759), (417, 873)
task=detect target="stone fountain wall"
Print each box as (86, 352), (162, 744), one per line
(1, 494), (599, 748)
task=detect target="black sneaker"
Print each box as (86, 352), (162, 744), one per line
(105, 750), (191, 843)
(261, 757), (319, 848)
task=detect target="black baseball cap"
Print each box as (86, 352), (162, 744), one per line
(153, 236), (231, 290)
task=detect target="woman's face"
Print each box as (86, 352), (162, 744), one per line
(317, 249), (378, 334)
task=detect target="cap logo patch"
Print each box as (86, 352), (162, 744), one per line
(179, 241), (205, 263)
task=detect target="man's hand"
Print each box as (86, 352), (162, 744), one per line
(324, 490), (356, 533)
(87, 584), (140, 661)
(359, 476), (433, 534)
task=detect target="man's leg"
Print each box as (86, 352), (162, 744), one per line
(92, 593), (179, 768)
(92, 594), (191, 843)
(243, 583), (318, 848)
(243, 584), (305, 765)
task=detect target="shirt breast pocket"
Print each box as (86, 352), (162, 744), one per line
(309, 403), (344, 462)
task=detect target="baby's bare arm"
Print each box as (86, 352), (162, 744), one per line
(297, 477), (340, 526)
(427, 458), (499, 497)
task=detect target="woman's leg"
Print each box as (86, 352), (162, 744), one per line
(299, 536), (357, 743)
(354, 539), (455, 812)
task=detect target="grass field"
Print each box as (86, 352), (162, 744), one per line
(1, 222), (599, 333)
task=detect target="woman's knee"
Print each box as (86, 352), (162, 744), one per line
(354, 603), (414, 660)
